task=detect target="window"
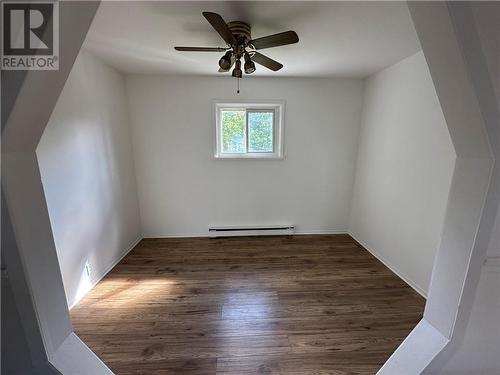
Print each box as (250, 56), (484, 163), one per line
(214, 101), (284, 159)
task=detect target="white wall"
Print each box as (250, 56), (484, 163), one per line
(436, 207), (500, 374)
(349, 51), (456, 296)
(37, 50), (142, 308)
(428, 3), (500, 372)
(126, 75), (364, 237)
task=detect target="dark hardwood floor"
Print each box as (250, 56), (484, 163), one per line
(71, 235), (424, 375)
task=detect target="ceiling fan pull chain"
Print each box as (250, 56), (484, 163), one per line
(237, 77), (240, 94)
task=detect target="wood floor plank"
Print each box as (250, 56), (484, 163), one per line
(216, 352), (389, 375)
(108, 358), (217, 375)
(71, 235), (424, 375)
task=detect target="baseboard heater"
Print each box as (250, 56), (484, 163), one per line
(208, 225), (295, 238)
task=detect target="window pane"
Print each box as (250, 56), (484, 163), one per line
(248, 111), (274, 152)
(221, 110), (245, 153)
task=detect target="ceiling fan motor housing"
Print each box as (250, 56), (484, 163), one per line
(227, 21), (252, 47)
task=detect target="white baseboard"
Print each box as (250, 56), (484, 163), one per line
(295, 230), (348, 235)
(68, 235), (142, 310)
(143, 233), (209, 238)
(143, 230), (348, 239)
(348, 232), (428, 298)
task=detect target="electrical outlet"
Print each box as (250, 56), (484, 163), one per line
(84, 261), (91, 277)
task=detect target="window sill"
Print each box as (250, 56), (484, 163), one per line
(214, 154), (285, 160)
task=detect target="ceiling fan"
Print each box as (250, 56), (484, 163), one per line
(174, 12), (299, 78)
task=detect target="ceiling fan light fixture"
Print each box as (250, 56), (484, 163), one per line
(244, 60), (256, 74)
(244, 53), (256, 74)
(219, 51), (233, 70)
(232, 59), (242, 78)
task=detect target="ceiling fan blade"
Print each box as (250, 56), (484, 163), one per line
(251, 52), (283, 71)
(202, 12), (237, 46)
(218, 55), (235, 72)
(250, 31), (299, 50)
(175, 46), (228, 52)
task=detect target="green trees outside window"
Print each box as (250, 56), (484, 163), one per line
(248, 111), (273, 152)
(221, 109), (274, 154)
(221, 110), (246, 153)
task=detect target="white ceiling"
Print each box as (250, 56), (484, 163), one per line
(84, 1), (421, 78)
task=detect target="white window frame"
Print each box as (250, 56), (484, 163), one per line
(214, 100), (285, 159)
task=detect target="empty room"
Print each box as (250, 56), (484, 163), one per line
(3, 1), (499, 375)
